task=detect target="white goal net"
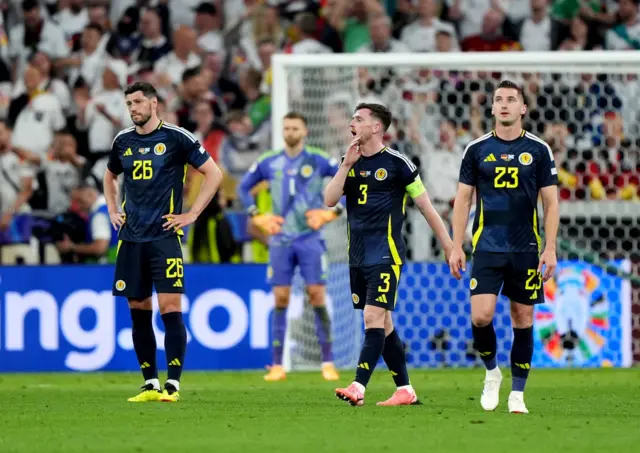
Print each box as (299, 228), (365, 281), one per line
(274, 52), (639, 370)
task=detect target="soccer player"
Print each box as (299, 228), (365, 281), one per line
(238, 111), (342, 382)
(325, 103), (453, 406)
(448, 80), (560, 414)
(104, 81), (223, 402)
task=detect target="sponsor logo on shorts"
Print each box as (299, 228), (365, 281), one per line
(115, 280), (126, 291)
(352, 293), (359, 304)
(154, 143), (167, 155)
(375, 168), (387, 181)
(519, 152), (533, 166)
(470, 278), (477, 290)
(300, 164), (314, 178)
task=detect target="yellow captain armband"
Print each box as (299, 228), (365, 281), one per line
(405, 176), (426, 198)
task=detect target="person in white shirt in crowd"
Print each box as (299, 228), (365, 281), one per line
(605, 0), (640, 50)
(56, 182), (119, 263)
(41, 132), (83, 217)
(153, 25), (202, 89)
(87, 3), (112, 54)
(291, 12), (333, 54)
(25, 51), (72, 115)
(53, 0), (89, 44)
(8, 0), (69, 83)
(510, 0), (554, 51)
(357, 14), (410, 53)
(61, 23), (107, 91)
(76, 58), (132, 165)
(11, 64), (65, 159)
(401, 0), (459, 52)
(0, 120), (36, 264)
(0, 120), (34, 231)
(446, 0), (493, 39)
(194, 2), (224, 54)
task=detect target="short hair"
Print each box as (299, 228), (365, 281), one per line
(295, 12), (317, 36)
(354, 102), (392, 131)
(243, 68), (263, 89)
(225, 110), (247, 125)
(124, 81), (158, 98)
(84, 23), (104, 34)
(494, 79), (526, 103)
(182, 66), (201, 83)
(283, 111), (308, 126)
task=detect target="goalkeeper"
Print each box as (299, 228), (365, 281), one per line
(238, 112), (342, 381)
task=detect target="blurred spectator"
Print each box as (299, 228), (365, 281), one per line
(219, 110), (263, 182)
(153, 25), (201, 88)
(400, 0), (458, 52)
(328, 0), (385, 52)
(63, 23), (107, 92)
(10, 65), (65, 159)
(0, 120), (34, 237)
(56, 182), (118, 263)
(105, 6), (142, 61)
(129, 7), (171, 75)
(176, 66), (215, 132)
(192, 99), (225, 162)
(508, 0), (559, 51)
(239, 66), (271, 129)
(194, 2), (223, 54)
(287, 12), (333, 54)
(8, 0), (69, 82)
(357, 14), (409, 52)
(19, 51), (72, 115)
(558, 16), (599, 51)
(40, 132), (83, 216)
(53, 0), (89, 46)
(605, 0), (640, 50)
(461, 8), (521, 51)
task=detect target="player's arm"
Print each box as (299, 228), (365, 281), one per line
(104, 136), (125, 230)
(307, 153), (344, 230)
(409, 177), (453, 255)
(449, 143), (478, 278)
(538, 143), (560, 281)
(187, 158), (223, 217)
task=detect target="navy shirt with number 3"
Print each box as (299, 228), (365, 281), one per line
(107, 121), (210, 242)
(459, 130), (559, 254)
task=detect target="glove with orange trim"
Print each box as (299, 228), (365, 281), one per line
(305, 209), (339, 230)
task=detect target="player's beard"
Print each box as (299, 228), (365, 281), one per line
(284, 136), (301, 148)
(131, 113), (152, 126)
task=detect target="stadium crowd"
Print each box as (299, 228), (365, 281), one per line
(0, 0), (638, 266)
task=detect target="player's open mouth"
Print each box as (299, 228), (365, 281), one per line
(351, 130), (356, 136)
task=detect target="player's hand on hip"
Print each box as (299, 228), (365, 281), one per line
(305, 209), (337, 230)
(109, 211), (125, 230)
(448, 246), (466, 280)
(162, 211), (197, 232)
(252, 213), (284, 235)
(342, 136), (362, 166)
(538, 248), (557, 282)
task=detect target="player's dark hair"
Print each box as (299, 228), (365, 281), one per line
(494, 80), (526, 104)
(355, 103), (392, 131)
(124, 81), (158, 99)
(283, 111), (308, 126)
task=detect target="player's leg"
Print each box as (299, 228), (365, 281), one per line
(502, 252), (543, 414)
(264, 244), (295, 381)
(336, 265), (394, 406)
(113, 241), (159, 402)
(150, 236), (187, 402)
(376, 265), (419, 406)
(296, 237), (338, 380)
(470, 252), (507, 411)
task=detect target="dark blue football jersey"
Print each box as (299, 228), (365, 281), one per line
(459, 130), (559, 254)
(107, 121), (211, 242)
(343, 147), (419, 267)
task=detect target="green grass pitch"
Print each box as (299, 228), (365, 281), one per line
(0, 368), (638, 453)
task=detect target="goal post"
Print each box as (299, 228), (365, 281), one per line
(272, 51), (640, 370)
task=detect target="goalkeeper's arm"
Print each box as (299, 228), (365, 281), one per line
(238, 163), (264, 216)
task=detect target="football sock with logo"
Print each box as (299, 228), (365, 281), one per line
(354, 328), (386, 388)
(162, 312), (187, 382)
(511, 327), (534, 392)
(130, 308), (158, 382)
(472, 322), (497, 371)
(382, 329), (410, 387)
(272, 307), (287, 366)
(313, 306), (333, 363)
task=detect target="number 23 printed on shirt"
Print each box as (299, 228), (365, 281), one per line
(494, 166), (518, 188)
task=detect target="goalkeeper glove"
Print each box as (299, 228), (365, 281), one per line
(251, 213), (285, 235)
(305, 209), (338, 230)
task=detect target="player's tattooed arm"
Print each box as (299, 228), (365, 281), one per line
(538, 185), (559, 281)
